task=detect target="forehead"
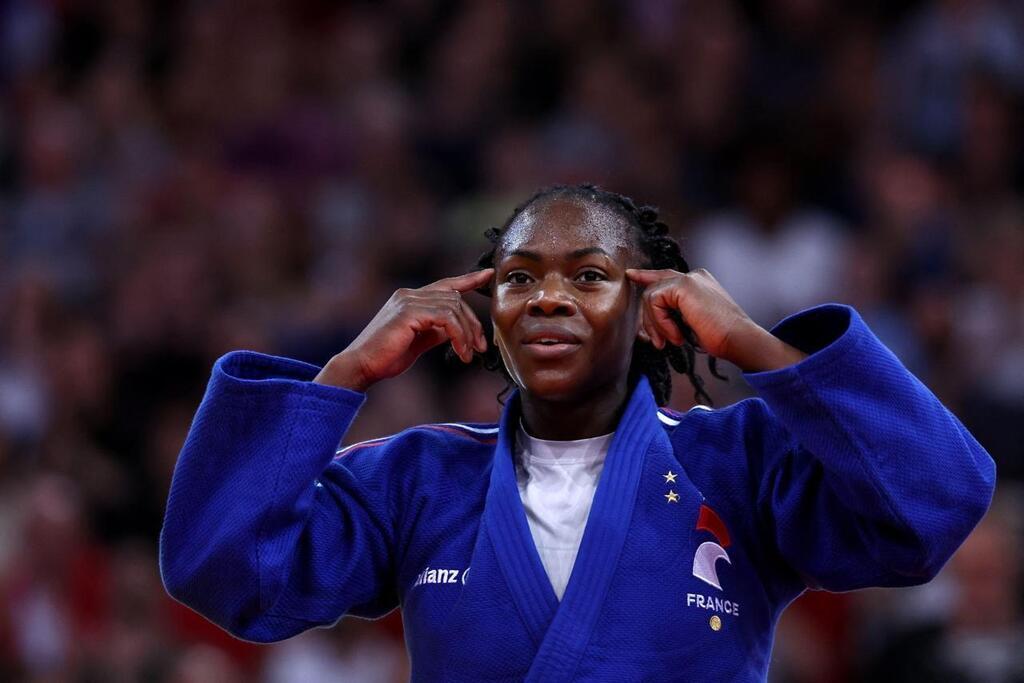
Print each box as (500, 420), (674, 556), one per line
(497, 197), (637, 261)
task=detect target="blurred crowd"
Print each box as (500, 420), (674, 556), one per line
(0, 0), (1021, 681)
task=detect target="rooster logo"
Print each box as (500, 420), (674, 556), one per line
(692, 504), (732, 591)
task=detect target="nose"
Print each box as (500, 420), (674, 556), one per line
(527, 276), (577, 317)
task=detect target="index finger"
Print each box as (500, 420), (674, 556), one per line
(424, 268), (495, 293)
(625, 268), (683, 286)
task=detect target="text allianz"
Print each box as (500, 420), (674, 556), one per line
(413, 566), (469, 587)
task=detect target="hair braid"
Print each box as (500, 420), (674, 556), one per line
(474, 183), (726, 406)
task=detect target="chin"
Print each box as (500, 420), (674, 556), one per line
(518, 370), (586, 403)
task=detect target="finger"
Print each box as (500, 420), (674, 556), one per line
(403, 290), (486, 354)
(644, 289), (686, 346)
(445, 308), (475, 363)
(626, 268), (683, 286)
(457, 298), (487, 352)
(448, 296), (484, 356)
(641, 308), (664, 349)
(423, 268), (495, 294)
(407, 304), (474, 362)
(401, 289), (463, 305)
(649, 309), (671, 349)
(651, 305), (685, 346)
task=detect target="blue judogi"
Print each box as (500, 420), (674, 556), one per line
(160, 304), (995, 681)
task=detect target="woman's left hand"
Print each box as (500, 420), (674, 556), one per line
(625, 268), (808, 373)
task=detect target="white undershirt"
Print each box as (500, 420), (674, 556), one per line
(514, 422), (613, 601)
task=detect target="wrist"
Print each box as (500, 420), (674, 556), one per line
(725, 320), (808, 373)
(314, 351), (373, 392)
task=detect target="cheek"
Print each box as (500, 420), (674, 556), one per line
(489, 296), (527, 385)
(490, 296), (521, 372)
(589, 291), (640, 348)
(490, 296), (514, 339)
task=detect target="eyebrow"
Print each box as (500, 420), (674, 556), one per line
(506, 246), (612, 262)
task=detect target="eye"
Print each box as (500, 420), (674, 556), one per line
(576, 269), (608, 283)
(505, 271), (533, 285)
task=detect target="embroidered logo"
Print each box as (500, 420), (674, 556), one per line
(692, 504), (732, 591)
(688, 504), (740, 625)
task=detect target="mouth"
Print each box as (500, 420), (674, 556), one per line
(521, 331), (582, 359)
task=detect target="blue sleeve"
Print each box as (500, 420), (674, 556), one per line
(744, 305), (995, 591)
(159, 351), (399, 643)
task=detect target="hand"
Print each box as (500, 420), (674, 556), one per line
(315, 269), (494, 391)
(626, 268), (807, 373)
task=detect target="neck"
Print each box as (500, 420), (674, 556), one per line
(518, 377), (631, 440)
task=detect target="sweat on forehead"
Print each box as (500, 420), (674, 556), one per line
(495, 196), (639, 260)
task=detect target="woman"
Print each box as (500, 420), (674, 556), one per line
(160, 185), (995, 681)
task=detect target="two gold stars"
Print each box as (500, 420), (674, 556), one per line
(663, 470), (679, 503)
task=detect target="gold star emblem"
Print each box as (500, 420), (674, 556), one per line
(663, 471), (677, 484)
(665, 490), (680, 503)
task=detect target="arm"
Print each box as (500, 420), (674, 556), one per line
(159, 351), (397, 642)
(745, 305), (995, 590)
(159, 268), (493, 641)
(626, 268), (995, 590)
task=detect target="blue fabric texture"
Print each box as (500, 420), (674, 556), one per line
(160, 304), (995, 681)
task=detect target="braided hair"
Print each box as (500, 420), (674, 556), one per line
(474, 183), (725, 406)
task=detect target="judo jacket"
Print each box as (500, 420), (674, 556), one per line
(159, 304), (996, 681)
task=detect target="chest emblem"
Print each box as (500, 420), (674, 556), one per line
(692, 504), (732, 590)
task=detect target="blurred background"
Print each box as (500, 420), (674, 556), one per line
(0, 0), (1022, 680)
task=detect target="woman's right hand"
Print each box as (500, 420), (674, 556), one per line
(314, 268), (494, 392)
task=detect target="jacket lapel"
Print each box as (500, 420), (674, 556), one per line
(525, 377), (664, 681)
(482, 390), (560, 648)
(480, 378), (664, 679)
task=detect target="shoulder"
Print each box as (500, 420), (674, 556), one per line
(335, 421), (499, 458)
(663, 398), (793, 486)
(332, 421), (499, 481)
(660, 398), (785, 443)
